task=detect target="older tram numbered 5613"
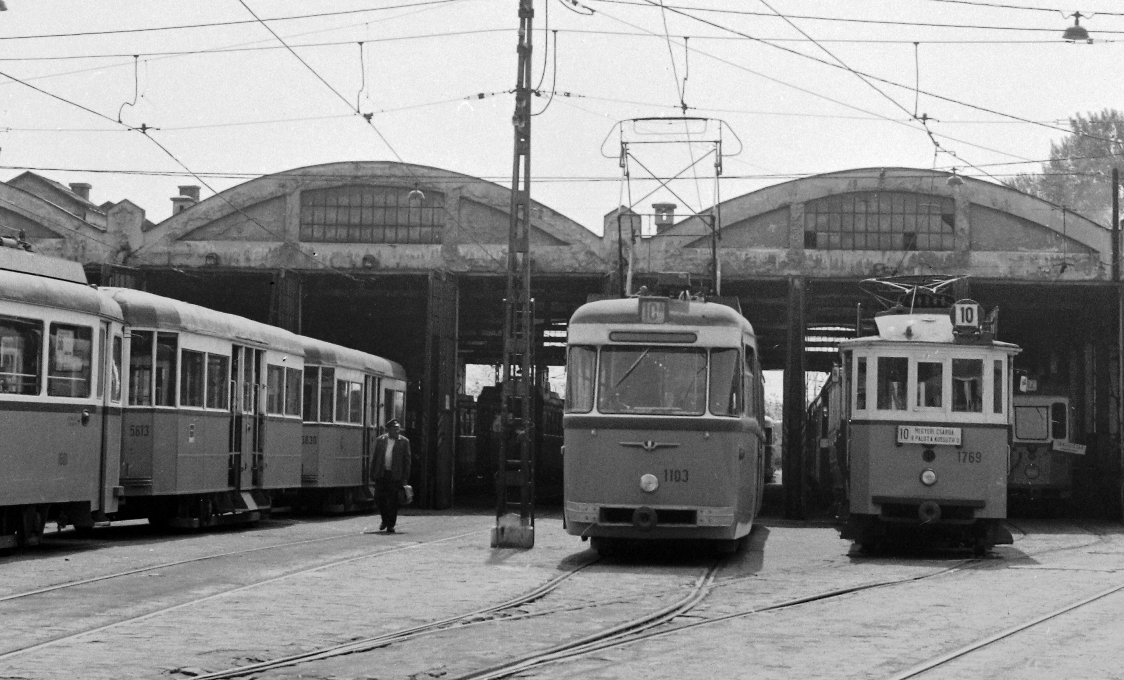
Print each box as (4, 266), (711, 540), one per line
(664, 469), (689, 482)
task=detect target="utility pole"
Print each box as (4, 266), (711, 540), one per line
(492, 0), (536, 549)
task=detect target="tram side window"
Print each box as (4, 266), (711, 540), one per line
(319, 367), (335, 423)
(47, 324), (93, 398)
(97, 328), (106, 398)
(952, 358), (983, 413)
(129, 331), (154, 405)
(917, 361), (943, 408)
(710, 348), (742, 417)
(1051, 402), (1068, 440)
(266, 364), (285, 415)
(285, 367), (302, 416)
(993, 360), (1004, 414)
(154, 333), (177, 406)
(335, 378), (349, 422)
(0, 316), (41, 395)
(855, 357), (867, 410)
(565, 345), (596, 413)
(876, 357), (907, 410)
(303, 367), (320, 422)
(743, 346), (757, 416)
(349, 382), (363, 423)
(206, 353), (229, 409)
(385, 388), (405, 425)
(111, 336), (122, 402)
(181, 350), (205, 407)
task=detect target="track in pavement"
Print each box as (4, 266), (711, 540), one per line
(0, 526), (378, 603)
(0, 528), (487, 663)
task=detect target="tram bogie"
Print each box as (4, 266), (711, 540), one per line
(563, 295), (766, 552)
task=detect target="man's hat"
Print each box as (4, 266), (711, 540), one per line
(386, 419), (400, 428)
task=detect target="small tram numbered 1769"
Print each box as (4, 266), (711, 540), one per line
(831, 281), (1021, 554)
(563, 295), (767, 555)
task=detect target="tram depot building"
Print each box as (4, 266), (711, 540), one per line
(4, 163), (1121, 518)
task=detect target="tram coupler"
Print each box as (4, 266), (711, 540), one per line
(491, 513), (534, 549)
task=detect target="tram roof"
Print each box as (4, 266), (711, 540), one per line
(101, 287), (305, 355)
(301, 336), (406, 379)
(0, 246), (87, 285)
(569, 297), (755, 334)
(0, 268), (122, 321)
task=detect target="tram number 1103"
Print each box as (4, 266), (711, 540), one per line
(664, 469), (689, 482)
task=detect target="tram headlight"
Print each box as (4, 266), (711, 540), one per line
(920, 468), (938, 486)
(640, 473), (659, 493)
(1025, 464), (1040, 480)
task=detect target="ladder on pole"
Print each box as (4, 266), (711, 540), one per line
(492, 0), (536, 549)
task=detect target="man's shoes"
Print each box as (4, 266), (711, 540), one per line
(386, 527), (396, 534)
(379, 522), (387, 531)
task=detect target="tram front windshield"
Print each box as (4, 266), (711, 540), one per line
(596, 346), (710, 415)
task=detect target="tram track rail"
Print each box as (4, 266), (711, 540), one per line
(884, 580), (1124, 680)
(0, 528), (488, 663)
(0, 526), (384, 603)
(190, 556), (602, 680)
(445, 558), (976, 680)
(457, 529), (1124, 680)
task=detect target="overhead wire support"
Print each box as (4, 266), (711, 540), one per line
(492, 0), (537, 550)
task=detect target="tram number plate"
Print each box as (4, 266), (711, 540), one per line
(958, 451), (983, 464)
(897, 426), (961, 446)
(664, 469), (689, 483)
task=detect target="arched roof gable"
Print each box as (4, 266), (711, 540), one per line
(144, 161), (600, 251)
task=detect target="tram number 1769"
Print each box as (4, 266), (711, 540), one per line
(664, 469), (689, 482)
(958, 451), (982, 464)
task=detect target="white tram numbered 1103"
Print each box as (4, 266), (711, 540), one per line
(563, 295), (767, 556)
(830, 282), (1020, 554)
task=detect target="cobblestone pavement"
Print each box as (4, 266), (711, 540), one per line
(2, 512), (1122, 680)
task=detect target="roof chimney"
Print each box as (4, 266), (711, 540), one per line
(172, 185), (200, 215)
(171, 197), (194, 214)
(653, 203), (677, 234)
(69, 182), (91, 201)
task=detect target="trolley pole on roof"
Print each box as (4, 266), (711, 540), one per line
(492, 0), (536, 549)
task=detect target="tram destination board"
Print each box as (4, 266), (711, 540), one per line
(896, 425), (962, 445)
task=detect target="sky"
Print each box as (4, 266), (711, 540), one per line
(1, 0), (1123, 236)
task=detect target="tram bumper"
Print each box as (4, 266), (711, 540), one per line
(564, 501), (740, 539)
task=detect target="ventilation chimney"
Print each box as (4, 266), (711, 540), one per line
(172, 185), (200, 214)
(171, 197), (192, 214)
(69, 183), (91, 201)
(653, 203), (677, 234)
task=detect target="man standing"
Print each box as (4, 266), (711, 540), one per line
(371, 419), (411, 533)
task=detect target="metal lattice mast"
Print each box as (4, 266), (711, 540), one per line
(492, 0), (536, 549)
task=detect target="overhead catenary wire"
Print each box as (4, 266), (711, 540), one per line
(0, 0), (467, 42)
(0, 29), (1110, 64)
(0, 65), (364, 281)
(619, 0), (1121, 145)
(589, 0), (1124, 33)
(579, 1), (1038, 166)
(233, 0), (510, 273)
